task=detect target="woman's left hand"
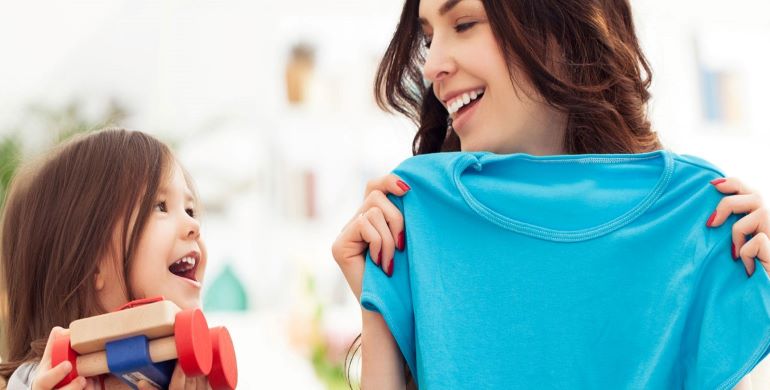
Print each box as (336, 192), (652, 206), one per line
(706, 177), (769, 277)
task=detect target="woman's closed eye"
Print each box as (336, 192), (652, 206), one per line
(422, 21), (478, 49)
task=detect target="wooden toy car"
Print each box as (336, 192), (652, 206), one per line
(51, 297), (237, 389)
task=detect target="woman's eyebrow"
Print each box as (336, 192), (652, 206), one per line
(419, 0), (464, 25)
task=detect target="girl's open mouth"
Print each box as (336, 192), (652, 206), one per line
(169, 251), (199, 281)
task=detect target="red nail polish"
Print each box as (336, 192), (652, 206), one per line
(396, 180), (411, 192)
(398, 231), (405, 251)
(706, 211), (717, 227)
(387, 259), (394, 277)
(731, 243), (738, 260)
(375, 250), (382, 265)
(710, 178), (727, 186)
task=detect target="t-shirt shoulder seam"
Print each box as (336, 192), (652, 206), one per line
(673, 154), (725, 177)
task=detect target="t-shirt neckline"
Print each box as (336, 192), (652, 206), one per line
(451, 150), (675, 242)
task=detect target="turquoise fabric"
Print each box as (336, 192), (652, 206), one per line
(361, 150), (770, 389)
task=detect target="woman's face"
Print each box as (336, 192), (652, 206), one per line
(418, 0), (566, 154)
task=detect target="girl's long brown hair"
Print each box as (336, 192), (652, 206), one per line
(376, 0), (662, 156)
(350, 0), (662, 388)
(0, 129), (173, 379)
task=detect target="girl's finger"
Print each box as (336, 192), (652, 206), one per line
(33, 360), (74, 390)
(365, 174), (410, 198)
(168, 363), (186, 390)
(366, 206), (396, 277)
(707, 194), (762, 228)
(137, 379), (160, 390)
(363, 190), (406, 251)
(57, 377), (88, 390)
(710, 177), (755, 196)
(742, 232), (770, 278)
(39, 327), (68, 372)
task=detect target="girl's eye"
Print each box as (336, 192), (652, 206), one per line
(185, 208), (196, 218)
(154, 201), (167, 213)
(423, 36), (433, 49)
(455, 21), (477, 33)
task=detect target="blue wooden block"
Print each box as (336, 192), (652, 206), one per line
(105, 335), (176, 389)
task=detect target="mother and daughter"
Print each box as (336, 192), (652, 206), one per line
(1, 0), (769, 389)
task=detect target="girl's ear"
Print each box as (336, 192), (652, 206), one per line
(94, 264), (106, 291)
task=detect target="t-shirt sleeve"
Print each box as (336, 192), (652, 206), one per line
(685, 216), (770, 389)
(359, 195), (417, 379)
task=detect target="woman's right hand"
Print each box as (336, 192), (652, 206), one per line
(331, 174), (411, 300)
(32, 327), (95, 390)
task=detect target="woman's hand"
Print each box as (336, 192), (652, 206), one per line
(706, 177), (769, 277)
(32, 327), (95, 390)
(331, 174), (411, 299)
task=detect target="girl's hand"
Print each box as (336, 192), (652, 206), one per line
(332, 174), (410, 299)
(32, 327), (93, 390)
(707, 177), (769, 277)
(168, 362), (209, 390)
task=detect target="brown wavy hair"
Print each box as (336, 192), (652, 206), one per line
(0, 129), (174, 379)
(375, 0), (662, 156)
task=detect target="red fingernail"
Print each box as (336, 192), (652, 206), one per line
(396, 180), (411, 192)
(397, 231), (405, 251)
(706, 211), (717, 227)
(387, 259), (394, 277)
(731, 243), (738, 260)
(710, 178), (727, 186)
(376, 250), (382, 265)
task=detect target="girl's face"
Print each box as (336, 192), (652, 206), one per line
(419, 0), (567, 155)
(97, 161), (207, 311)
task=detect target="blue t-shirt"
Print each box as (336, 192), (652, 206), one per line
(361, 150), (770, 389)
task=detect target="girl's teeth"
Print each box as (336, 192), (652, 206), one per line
(462, 93), (470, 104)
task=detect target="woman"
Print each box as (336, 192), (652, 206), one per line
(332, 0), (770, 388)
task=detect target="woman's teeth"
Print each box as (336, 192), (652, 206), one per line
(447, 88), (485, 116)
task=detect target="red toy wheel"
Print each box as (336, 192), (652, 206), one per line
(51, 333), (78, 388)
(208, 327), (238, 390)
(174, 308), (213, 376)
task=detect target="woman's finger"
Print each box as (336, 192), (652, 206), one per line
(707, 194), (762, 228)
(741, 232), (770, 278)
(731, 208), (769, 264)
(710, 177), (755, 196)
(363, 190), (406, 251)
(365, 174), (410, 198)
(366, 207), (396, 276)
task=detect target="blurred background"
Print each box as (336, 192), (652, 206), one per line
(0, 0), (768, 388)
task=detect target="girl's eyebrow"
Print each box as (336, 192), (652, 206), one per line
(419, 0), (464, 26)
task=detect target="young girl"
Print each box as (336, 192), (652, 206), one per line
(0, 129), (209, 389)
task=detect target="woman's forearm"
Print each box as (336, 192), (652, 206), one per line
(361, 309), (406, 390)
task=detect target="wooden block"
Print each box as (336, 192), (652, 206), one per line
(70, 300), (180, 354)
